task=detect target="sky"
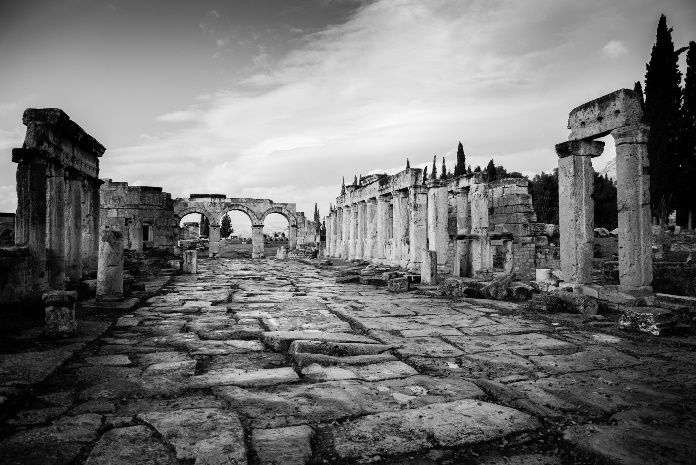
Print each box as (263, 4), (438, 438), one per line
(1, 0), (695, 235)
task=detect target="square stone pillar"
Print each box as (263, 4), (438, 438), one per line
(81, 178), (101, 276)
(391, 194), (404, 265)
(612, 124), (653, 289)
(341, 206), (351, 259)
(288, 225), (298, 249)
(46, 159), (66, 289)
(408, 186), (428, 272)
(366, 199), (377, 260)
(64, 169), (83, 286)
(555, 140), (604, 285)
(356, 201), (366, 259)
(208, 224), (221, 257)
(97, 228), (124, 302)
(128, 217), (143, 253)
(13, 148), (49, 298)
(376, 196), (390, 262)
(251, 225), (265, 258)
(348, 204), (357, 260)
(427, 184), (449, 265)
(334, 209), (342, 258)
(325, 214), (332, 256)
(395, 191), (410, 268)
(183, 249), (197, 273)
(470, 183), (491, 273)
(421, 250), (437, 285)
(43, 290), (78, 337)
(456, 187), (471, 235)
(453, 240), (470, 277)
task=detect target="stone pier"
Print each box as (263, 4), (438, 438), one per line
(97, 229), (124, 302)
(64, 169), (83, 285)
(252, 225), (265, 259)
(43, 290), (78, 337)
(183, 249), (197, 273)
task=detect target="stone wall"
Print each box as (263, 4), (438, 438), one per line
(0, 213), (15, 246)
(0, 247), (32, 306)
(100, 179), (177, 254)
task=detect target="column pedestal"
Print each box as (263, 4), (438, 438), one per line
(183, 250), (197, 273)
(43, 290), (78, 337)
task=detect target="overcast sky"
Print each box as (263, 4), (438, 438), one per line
(1, 0), (695, 233)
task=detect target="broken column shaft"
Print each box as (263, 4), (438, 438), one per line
(97, 229), (124, 302)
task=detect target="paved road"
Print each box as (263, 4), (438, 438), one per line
(1, 258), (695, 464)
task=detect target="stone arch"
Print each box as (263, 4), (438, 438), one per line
(218, 204), (261, 226)
(174, 206), (216, 226)
(260, 207), (297, 227)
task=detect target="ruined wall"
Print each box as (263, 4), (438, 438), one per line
(0, 213), (15, 246)
(100, 179), (176, 254)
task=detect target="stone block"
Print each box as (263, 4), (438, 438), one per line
(526, 294), (564, 313)
(619, 307), (678, 336)
(421, 250), (437, 285)
(252, 425), (314, 465)
(481, 274), (513, 300)
(359, 276), (387, 286)
(553, 292), (599, 315)
(567, 88), (643, 140)
(336, 275), (360, 284)
(388, 277), (410, 293)
(97, 229), (124, 302)
(182, 250), (197, 274)
(43, 290), (78, 337)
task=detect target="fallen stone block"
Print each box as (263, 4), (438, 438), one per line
(190, 367), (299, 388)
(387, 277), (410, 293)
(261, 331), (377, 352)
(526, 294), (564, 313)
(359, 276), (387, 286)
(619, 307), (678, 336)
(336, 275), (360, 284)
(481, 274), (513, 300)
(508, 283), (534, 301)
(43, 290), (78, 337)
(554, 292), (599, 315)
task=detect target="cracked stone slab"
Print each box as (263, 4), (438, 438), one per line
(252, 425), (314, 465)
(529, 346), (642, 374)
(190, 367), (299, 388)
(444, 333), (576, 355)
(0, 343), (85, 386)
(261, 331), (377, 352)
(369, 332), (464, 358)
(350, 361), (419, 381)
(138, 408), (247, 464)
(115, 396), (226, 416)
(85, 355), (131, 366)
(328, 399), (539, 459)
(84, 425), (177, 465)
(143, 360), (197, 377)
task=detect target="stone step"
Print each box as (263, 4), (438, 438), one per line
(261, 331), (378, 352)
(293, 352), (397, 368)
(190, 367), (300, 388)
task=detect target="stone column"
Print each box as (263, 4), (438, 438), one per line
(456, 187), (470, 235)
(341, 206), (350, 259)
(376, 196), (390, 263)
(97, 228), (124, 302)
(81, 178), (101, 276)
(325, 214), (332, 257)
(427, 183), (449, 265)
(331, 211), (339, 257)
(356, 201), (366, 260)
(348, 204), (357, 260)
(421, 250), (437, 285)
(408, 186), (428, 271)
(46, 159), (66, 289)
(333, 209), (342, 258)
(288, 225), (298, 249)
(395, 191), (410, 267)
(470, 183), (491, 273)
(128, 216), (143, 253)
(183, 249), (197, 273)
(366, 199), (378, 260)
(13, 148), (49, 297)
(453, 240), (470, 277)
(64, 169), (83, 285)
(43, 290), (78, 337)
(555, 140), (604, 285)
(612, 124), (653, 289)
(252, 225), (265, 258)
(208, 224), (221, 257)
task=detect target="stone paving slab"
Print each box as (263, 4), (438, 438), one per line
(0, 343), (86, 386)
(251, 425), (314, 465)
(261, 331), (378, 351)
(443, 333), (576, 355)
(84, 425), (179, 465)
(190, 367), (300, 388)
(327, 399), (540, 459)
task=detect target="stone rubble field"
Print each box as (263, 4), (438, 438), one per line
(1, 258), (695, 465)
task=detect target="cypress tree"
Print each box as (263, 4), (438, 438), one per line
(678, 41), (696, 227)
(440, 157), (447, 180)
(644, 14), (687, 223)
(422, 166), (428, 183)
(454, 142), (466, 176)
(220, 214), (232, 238)
(406, 158), (410, 169)
(486, 159), (497, 181)
(431, 155), (437, 180)
(341, 177), (346, 195)
(634, 81), (645, 110)
(353, 175), (358, 186)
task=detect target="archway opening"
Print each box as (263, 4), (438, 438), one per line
(179, 212), (210, 253)
(590, 135), (619, 267)
(219, 210), (253, 258)
(264, 213), (290, 257)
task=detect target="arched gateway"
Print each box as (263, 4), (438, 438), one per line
(173, 194), (299, 258)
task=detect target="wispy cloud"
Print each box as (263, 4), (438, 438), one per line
(602, 40), (628, 58)
(0, 185), (17, 212)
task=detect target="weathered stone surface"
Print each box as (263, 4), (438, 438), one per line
(301, 364), (357, 381)
(481, 274), (513, 300)
(97, 229), (124, 302)
(350, 361), (418, 381)
(261, 331), (377, 352)
(553, 292), (599, 315)
(84, 426), (177, 465)
(329, 400), (539, 458)
(252, 425), (314, 465)
(43, 290), (78, 337)
(387, 277), (410, 293)
(183, 249), (197, 274)
(619, 306), (678, 336)
(0, 343), (84, 386)
(85, 355), (131, 366)
(525, 293), (564, 313)
(293, 352), (397, 368)
(138, 408), (247, 464)
(190, 367), (299, 388)
(143, 360), (197, 377)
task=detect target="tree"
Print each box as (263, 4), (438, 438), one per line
(406, 158), (410, 169)
(200, 214), (210, 237)
(341, 177), (346, 195)
(644, 14), (687, 223)
(440, 157), (448, 180)
(314, 203), (321, 235)
(592, 173), (618, 230)
(677, 41), (696, 228)
(454, 142), (466, 176)
(431, 155), (437, 180)
(529, 170), (559, 224)
(486, 159), (497, 181)
(220, 213), (232, 238)
(473, 166), (481, 173)
(634, 81), (645, 110)
(422, 166), (428, 183)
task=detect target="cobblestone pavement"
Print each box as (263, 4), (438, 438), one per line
(1, 258), (695, 464)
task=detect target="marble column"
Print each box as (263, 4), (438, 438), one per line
(97, 228), (124, 302)
(366, 199), (378, 260)
(81, 177), (101, 276)
(208, 224), (221, 257)
(46, 159), (66, 289)
(64, 169), (83, 285)
(13, 148), (48, 296)
(251, 225), (265, 259)
(334, 209), (342, 258)
(341, 206), (350, 259)
(183, 249), (197, 273)
(325, 214), (332, 257)
(376, 196), (390, 263)
(348, 204), (357, 260)
(454, 187), (471, 277)
(356, 201), (365, 259)
(427, 183), (449, 265)
(408, 186), (428, 272)
(128, 216), (143, 253)
(470, 183), (491, 273)
(612, 124), (652, 289)
(288, 225), (298, 249)
(555, 140), (604, 285)
(332, 210), (339, 257)
(395, 191), (410, 267)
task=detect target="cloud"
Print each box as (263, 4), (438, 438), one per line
(208, 9), (220, 19)
(0, 185), (17, 212)
(602, 40), (628, 57)
(155, 110), (201, 123)
(0, 94), (37, 115)
(0, 128), (23, 151)
(107, 4), (116, 12)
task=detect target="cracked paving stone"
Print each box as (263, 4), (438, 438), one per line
(85, 355), (131, 366)
(261, 331), (378, 352)
(252, 425), (314, 465)
(190, 367), (299, 388)
(142, 359), (197, 377)
(84, 425), (179, 465)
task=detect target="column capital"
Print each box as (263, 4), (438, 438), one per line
(555, 140), (605, 158)
(612, 124), (649, 145)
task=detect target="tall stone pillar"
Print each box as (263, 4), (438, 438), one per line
(555, 140), (603, 285)
(288, 225), (298, 249)
(64, 169), (83, 285)
(612, 125), (652, 289)
(348, 204), (357, 260)
(427, 183), (449, 265)
(334, 209), (342, 258)
(325, 215), (332, 257)
(408, 186), (428, 271)
(341, 206), (350, 259)
(376, 196), (390, 262)
(128, 216), (143, 253)
(395, 191), (410, 267)
(81, 178), (101, 276)
(454, 187), (471, 277)
(46, 159), (66, 289)
(97, 228), (124, 302)
(252, 225), (265, 258)
(366, 199), (378, 260)
(13, 148), (49, 297)
(470, 183), (491, 273)
(208, 224), (221, 257)
(332, 211), (339, 257)
(356, 201), (365, 259)
(456, 187), (470, 235)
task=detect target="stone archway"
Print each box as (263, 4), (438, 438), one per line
(260, 206), (298, 250)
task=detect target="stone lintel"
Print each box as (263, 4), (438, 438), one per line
(555, 140), (605, 159)
(11, 148), (50, 164)
(611, 124), (650, 146)
(22, 108), (106, 157)
(410, 185), (428, 195)
(567, 89), (644, 140)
